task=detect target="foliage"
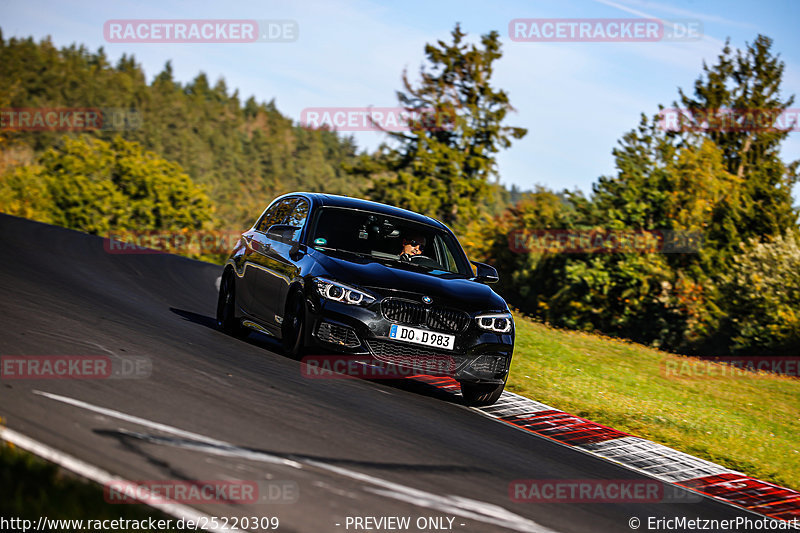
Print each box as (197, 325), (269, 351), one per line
(1, 29), (798, 355)
(721, 231), (800, 353)
(472, 35), (798, 354)
(0, 34), (363, 231)
(677, 35), (798, 253)
(357, 24), (527, 228)
(1, 442), (180, 531)
(0, 163), (55, 223)
(0, 135), (213, 235)
(462, 186), (577, 307)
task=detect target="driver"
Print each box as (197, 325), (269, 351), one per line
(399, 234), (426, 261)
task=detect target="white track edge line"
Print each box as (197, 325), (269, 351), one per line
(29, 391), (559, 533)
(0, 427), (246, 533)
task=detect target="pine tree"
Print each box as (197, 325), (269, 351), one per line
(677, 35), (798, 250)
(362, 24), (527, 228)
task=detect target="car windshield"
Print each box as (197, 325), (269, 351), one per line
(309, 207), (472, 276)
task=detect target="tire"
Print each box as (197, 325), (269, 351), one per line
(216, 271), (248, 338)
(460, 381), (505, 406)
(282, 289), (307, 359)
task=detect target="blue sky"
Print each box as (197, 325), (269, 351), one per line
(2, 0), (799, 200)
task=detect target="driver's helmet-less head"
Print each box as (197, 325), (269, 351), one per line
(400, 233), (426, 259)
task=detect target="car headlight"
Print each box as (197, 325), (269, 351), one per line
(314, 277), (376, 306)
(475, 312), (513, 333)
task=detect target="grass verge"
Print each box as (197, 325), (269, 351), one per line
(0, 439), (179, 532)
(507, 315), (800, 491)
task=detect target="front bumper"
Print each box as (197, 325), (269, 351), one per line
(304, 297), (514, 385)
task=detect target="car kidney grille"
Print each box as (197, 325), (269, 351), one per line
(381, 298), (470, 333)
(427, 307), (469, 332)
(382, 298), (427, 325)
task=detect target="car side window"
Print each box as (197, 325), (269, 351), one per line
(256, 198), (296, 233)
(255, 202), (280, 232)
(285, 199), (309, 241)
(439, 236), (459, 272)
(272, 199), (298, 230)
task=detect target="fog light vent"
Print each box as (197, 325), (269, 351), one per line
(470, 354), (508, 375)
(316, 322), (360, 347)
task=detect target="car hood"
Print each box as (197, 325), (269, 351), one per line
(310, 250), (507, 311)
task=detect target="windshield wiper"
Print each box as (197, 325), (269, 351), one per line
(313, 245), (435, 271)
(312, 245), (372, 259)
(378, 256), (434, 271)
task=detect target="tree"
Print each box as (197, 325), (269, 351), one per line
(0, 35), (364, 233)
(527, 35), (799, 352)
(0, 163), (55, 223)
(677, 35), (798, 251)
(360, 24), (527, 228)
(722, 231), (800, 353)
(471, 35), (798, 353)
(1, 135), (214, 235)
(461, 186), (577, 313)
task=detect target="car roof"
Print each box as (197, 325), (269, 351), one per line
(281, 192), (448, 230)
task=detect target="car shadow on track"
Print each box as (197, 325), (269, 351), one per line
(92, 428), (489, 475)
(170, 306), (285, 353)
(169, 307), (467, 407)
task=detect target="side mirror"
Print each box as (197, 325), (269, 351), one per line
(266, 224), (300, 243)
(471, 261), (499, 284)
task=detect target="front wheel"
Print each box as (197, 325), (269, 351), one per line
(282, 289), (307, 359)
(460, 382), (505, 406)
(216, 271), (248, 338)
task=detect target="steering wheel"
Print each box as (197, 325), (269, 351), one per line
(410, 255), (439, 268)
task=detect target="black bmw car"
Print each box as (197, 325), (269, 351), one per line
(216, 192), (514, 405)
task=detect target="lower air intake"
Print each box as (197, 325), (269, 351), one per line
(316, 322), (360, 347)
(470, 354), (508, 376)
(366, 339), (461, 374)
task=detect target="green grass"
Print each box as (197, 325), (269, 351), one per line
(0, 440), (179, 532)
(507, 314), (800, 491)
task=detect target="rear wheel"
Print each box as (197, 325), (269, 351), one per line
(216, 271), (248, 338)
(460, 382), (505, 406)
(282, 289), (307, 359)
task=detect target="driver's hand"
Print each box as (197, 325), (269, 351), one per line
(399, 253), (413, 262)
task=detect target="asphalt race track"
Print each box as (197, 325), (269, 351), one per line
(0, 213), (765, 532)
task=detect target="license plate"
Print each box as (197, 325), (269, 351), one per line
(388, 324), (455, 351)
